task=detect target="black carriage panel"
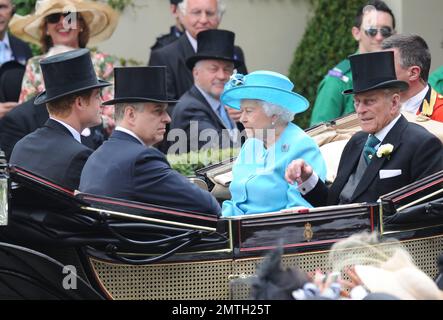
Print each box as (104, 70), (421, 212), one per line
(227, 203), (380, 259)
(380, 170), (443, 216)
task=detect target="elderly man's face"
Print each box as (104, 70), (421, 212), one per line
(0, 0), (14, 38)
(193, 59), (234, 99)
(179, 0), (220, 39)
(354, 89), (400, 134)
(132, 103), (171, 146)
(353, 9), (394, 53)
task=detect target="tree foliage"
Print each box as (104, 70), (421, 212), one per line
(288, 0), (366, 129)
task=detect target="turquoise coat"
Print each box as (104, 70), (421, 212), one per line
(222, 123), (327, 216)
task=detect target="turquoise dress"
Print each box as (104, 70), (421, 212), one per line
(222, 122), (327, 216)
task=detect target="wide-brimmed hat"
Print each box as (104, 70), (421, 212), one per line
(186, 29), (243, 70)
(102, 66), (177, 105)
(220, 70), (309, 114)
(343, 51), (408, 95)
(9, 0), (119, 46)
(34, 48), (110, 105)
(355, 251), (443, 300)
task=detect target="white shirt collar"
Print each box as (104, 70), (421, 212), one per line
(50, 117), (82, 143)
(186, 30), (198, 52)
(401, 85), (429, 114)
(115, 126), (145, 146)
(373, 113), (402, 145)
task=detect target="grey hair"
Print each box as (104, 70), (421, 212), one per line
(382, 34), (431, 82)
(178, 0), (226, 19)
(114, 102), (146, 123)
(259, 100), (295, 124)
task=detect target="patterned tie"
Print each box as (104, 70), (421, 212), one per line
(217, 104), (233, 129)
(363, 135), (380, 164)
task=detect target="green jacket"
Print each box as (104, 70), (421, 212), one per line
(429, 65), (443, 95)
(310, 58), (355, 126)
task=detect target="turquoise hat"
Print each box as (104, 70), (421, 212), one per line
(220, 70), (309, 114)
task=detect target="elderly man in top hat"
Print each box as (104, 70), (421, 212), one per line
(79, 66), (221, 216)
(285, 51), (443, 206)
(148, 0), (247, 102)
(10, 48), (110, 190)
(169, 29), (242, 153)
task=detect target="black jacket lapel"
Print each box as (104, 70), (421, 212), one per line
(351, 115), (407, 201)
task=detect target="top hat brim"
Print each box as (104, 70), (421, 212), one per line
(221, 85), (309, 114)
(34, 79), (111, 105)
(102, 96), (178, 105)
(186, 55), (243, 70)
(343, 80), (409, 95)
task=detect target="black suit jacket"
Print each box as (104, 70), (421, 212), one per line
(170, 85), (240, 152)
(148, 34), (247, 101)
(10, 119), (93, 190)
(80, 130), (221, 215)
(7, 34), (33, 66)
(0, 97), (106, 160)
(0, 34), (32, 102)
(305, 115), (443, 206)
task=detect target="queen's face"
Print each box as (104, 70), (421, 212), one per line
(239, 100), (274, 140)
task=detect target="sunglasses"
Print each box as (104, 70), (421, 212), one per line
(45, 12), (77, 24)
(364, 26), (393, 38)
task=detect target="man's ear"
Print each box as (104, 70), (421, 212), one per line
(409, 66), (421, 82)
(11, 5), (16, 15)
(352, 26), (361, 42)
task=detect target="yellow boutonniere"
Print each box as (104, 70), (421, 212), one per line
(376, 143), (394, 159)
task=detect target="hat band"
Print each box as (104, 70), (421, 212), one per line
(45, 77), (101, 98)
(354, 76), (397, 91)
(112, 94), (169, 101)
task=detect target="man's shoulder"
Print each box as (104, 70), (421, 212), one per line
(151, 33), (179, 51)
(324, 58), (351, 83)
(151, 35), (184, 55)
(8, 34), (30, 49)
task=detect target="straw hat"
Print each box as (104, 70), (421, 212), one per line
(355, 251), (443, 300)
(9, 0), (119, 46)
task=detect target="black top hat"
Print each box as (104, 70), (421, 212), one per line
(102, 66), (177, 105)
(186, 29), (243, 70)
(34, 48), (110, 105)
(343, 51), (408, 95)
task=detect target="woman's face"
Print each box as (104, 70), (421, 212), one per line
(45, 12), (81, 48)
(239, 100), (274, 139)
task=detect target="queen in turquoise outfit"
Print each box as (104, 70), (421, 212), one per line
(220, 71), (327, 216)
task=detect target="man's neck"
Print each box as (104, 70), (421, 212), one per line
(401, 81), (427, 103)
(51, 115), (82, 133)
